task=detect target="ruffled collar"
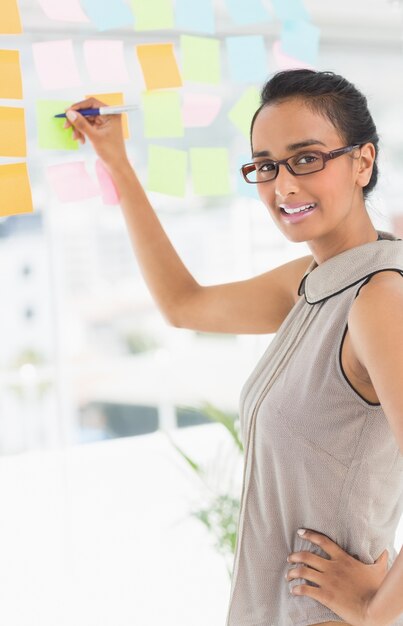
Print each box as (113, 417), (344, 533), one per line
(298, 230), (403, 304)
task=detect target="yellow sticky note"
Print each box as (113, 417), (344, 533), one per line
(1, 0), (23, 34)
(228, 87), (261, 139)
(136, 43), (182, 90)
(181, 35), (221, 84)
(131, 0), (174, 30)
(0, 163), (33, 216)
(37, 99), (78, 151)
(0, 107), (26, 157)
(142, 91), (184, 138)
(0, 50), (23, 98)
(190, 147), (231, 196)
(147, 145), (187, 197)
(86, 91), (129, 139)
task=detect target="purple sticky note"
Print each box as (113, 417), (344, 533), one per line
(46, 161), (100, 202)
(182, 93), (222, 127)
(32, 39), (82, 90)
(95, 159), (119, 205)
(84, 40), (130, 83)
(37, 0), (90, 22)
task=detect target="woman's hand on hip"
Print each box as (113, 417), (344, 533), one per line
(286, 528), (389, 626)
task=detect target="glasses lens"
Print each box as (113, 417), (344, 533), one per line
(243, 161), (277, 183)
(288, 151), (324, 175)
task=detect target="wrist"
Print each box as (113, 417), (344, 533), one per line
(364, 596), (387, 626)
(101, 156), (132, 178)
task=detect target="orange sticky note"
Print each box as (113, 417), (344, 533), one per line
(1, 0), (22, 34)
(86, 91), (129, 139)
(136, 43), (182, 90)
(0, 50), (23, 99)
(0, 163), (33, 216)
(0, 107), (26, 157)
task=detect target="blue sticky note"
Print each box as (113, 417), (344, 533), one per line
(175, 0), (215, 34)
(281, 20), (320, 65)
(237, 154), (259, 199)
(226, 36), (268, 83)
(225, 0), (270, 25)
(272, 0), (310, 22)
(81, 0), (134, 31)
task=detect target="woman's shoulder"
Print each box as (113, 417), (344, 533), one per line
(288, 254), (315, 305)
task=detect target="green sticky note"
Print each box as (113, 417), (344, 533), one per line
(181, 35), (221, 84)
(36, 100), (78, 150)
(147, 145), (187, 197)
(142, 91), (184, 138)
(228, 87), (261, 139)
(190, 147), (231, 196)
(131, 0), (174, 30)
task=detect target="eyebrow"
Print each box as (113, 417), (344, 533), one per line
(252, 139), (327, 159)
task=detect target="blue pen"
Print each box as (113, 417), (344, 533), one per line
(54, 104), (139, 118)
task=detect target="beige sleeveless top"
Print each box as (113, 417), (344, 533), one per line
(225, 230), (403, 626)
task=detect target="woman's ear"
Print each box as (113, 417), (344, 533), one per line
(355, 142), (376, 188)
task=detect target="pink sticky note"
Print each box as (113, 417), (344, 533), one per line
(95, 159), (119, 205)
(272, 39), (315, 71)
(46, 161), (100, 202)
(37, 0), (90, 22)
(182, 93), (222, 127)
(84, 40), (130, 83)
(32, 39), (81, 90)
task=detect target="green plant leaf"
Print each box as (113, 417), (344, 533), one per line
(163, 429), (204, 476)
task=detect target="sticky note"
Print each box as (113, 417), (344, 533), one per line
(226, 36), (267, 83)
(136, 43), (182, 90)
(175, 0), (215, 35)
(190, 148), (231, 196)
(131, 0), (174, 30)
(32, 40), (81, 90)
(225, 0), (269, 25)
(272, 39), (314, 71)
(0, 50), (23, 99)
(37, 0), (90, 22)
(272, 0), (309, 22)
(228, 87), (260, 139)
(181, 35), (221, 84)
(237, 154), (258, 199)
(46, 162), (100, 202)
(0, 107), (26, 157)
(80, 0), (134, 31)
(1, 0), (22, 34)
(147, 145), (187, 197)
(142, 91), (183, 138)
(84, 40), (129, 83)
(86, 92), (130, 139)
(36, 100), (78, 150)
(281, 20), (320, 66)
(182, 93), (221, 127)
(95, 159), (119, 204)
(0, 163), (33, 216)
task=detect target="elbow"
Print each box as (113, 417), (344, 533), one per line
(161, 308), (182, 328)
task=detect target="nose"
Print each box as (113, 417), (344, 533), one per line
(274, 162), (300, 200)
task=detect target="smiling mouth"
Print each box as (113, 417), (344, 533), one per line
(280, 203), (317, 215)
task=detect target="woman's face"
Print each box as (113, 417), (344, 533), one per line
(250, 98), (371, 243)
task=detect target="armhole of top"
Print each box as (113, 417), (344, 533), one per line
(338, 269), (403, 408)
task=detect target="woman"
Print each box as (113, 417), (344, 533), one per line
(65, 69), (403, 626)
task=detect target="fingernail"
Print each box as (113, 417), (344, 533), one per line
(297, 529), (306, 536)
(66, 110), (77, 122)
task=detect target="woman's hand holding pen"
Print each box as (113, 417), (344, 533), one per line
(63, 97), (128, 170)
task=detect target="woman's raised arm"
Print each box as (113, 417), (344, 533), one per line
(64, 99), (310, 334)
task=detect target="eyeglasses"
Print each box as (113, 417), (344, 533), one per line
(241, 144), (362, 184)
